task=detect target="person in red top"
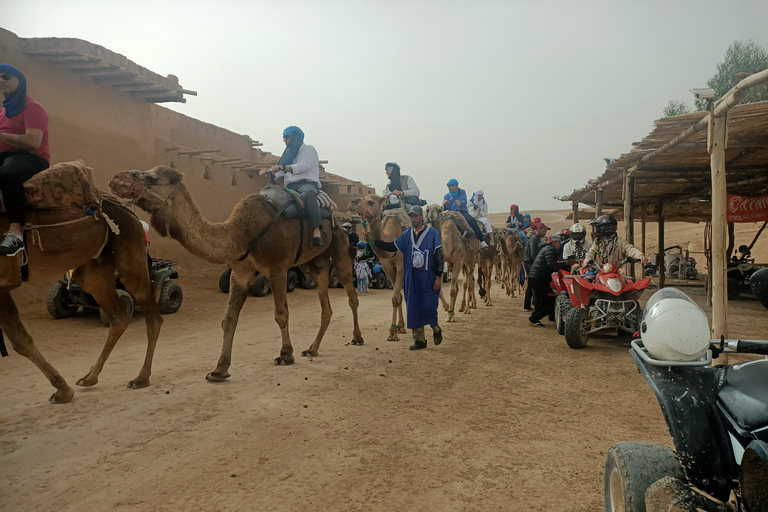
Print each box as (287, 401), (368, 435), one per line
(0, 64), (50, 256)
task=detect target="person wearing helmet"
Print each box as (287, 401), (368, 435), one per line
(562, 223), (592, 261)
(584, 215), (645, 267)
(443, 179), (488, 249)
(470, 189), (494, 241)
(354, 242), (373, 295)
(344, 222), (359, 248)
(382, 162), (423, 210)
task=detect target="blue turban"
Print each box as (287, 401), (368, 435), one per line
(278, 126), (305, 166)
(0, 64), (27, 118)
(447, 179), (459, 187)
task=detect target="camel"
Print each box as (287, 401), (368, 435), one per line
(109, 166), (362, 378)
(1, 180), (163, 404)
(347, 195), (407, 340)
(476, 232), (497, 307)
(494, 227), (526, 297)
(425, 205), (479, 322)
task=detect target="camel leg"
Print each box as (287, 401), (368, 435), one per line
(0, 292), (74, 404)
(485, 264), (493, 306)
(207, 278), (249, 380)
(439, 289), (450, 311)
(397, 296), (406, 334)
(120, 273), (163, 389)
(73, 262), (133, 388)
(267, 272), (297, 363)
(449, 263), (460, 320)
(301, 266), (332, 359)
(330, 236), (363, 346)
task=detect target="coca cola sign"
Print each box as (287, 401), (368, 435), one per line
(727, 194), (768, 223)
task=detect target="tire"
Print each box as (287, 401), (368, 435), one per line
(604, 442), (684, 512)
(249, 274), (271, 297)
(300, 273), (316, 289)
(727, 277), (741, 300)
(329, 266), (340, 288)
(384, 274), (393, 289)
(372, 273), (384, 289)
(564, 307), (590, 349)
(158, 281), (183, 314)
(100, 289), (135, 326)
(219, 269), (231, 293)
(286, 270), (298, 293)
(46, 282), (79, 319)
(555, 295), (570, 335)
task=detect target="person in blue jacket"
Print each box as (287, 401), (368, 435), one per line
(442, 179), (488, 249)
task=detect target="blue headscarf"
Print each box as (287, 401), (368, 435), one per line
(446, 179), (460, 200)
(278, 126), (305, 166)
(0, 64), (27, 118)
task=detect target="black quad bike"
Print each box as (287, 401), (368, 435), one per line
(47, 258), (183, 326)
(604, 300), (768, 510)
(726, 245), (764, 300)
(219, 265), (335, 297)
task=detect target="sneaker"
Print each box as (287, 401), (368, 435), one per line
(523, 308), (534, 312)
(529, 318), (545, 327)
(480, 241), (489, 249)
(433, 327), (443, 346)
(409, 341), (427, 351)
(0, 232), (24, 257)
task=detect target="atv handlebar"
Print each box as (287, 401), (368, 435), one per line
(715, 338), (768, 356)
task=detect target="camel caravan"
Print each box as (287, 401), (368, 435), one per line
(2, 158), (526, 404)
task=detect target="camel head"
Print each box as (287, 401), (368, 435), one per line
(109, 166), (185, 236)
(347, 194), (383, 222)
(425, 204), (443, 228)
(493, 226), (508, 245)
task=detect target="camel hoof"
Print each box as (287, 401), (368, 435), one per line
(387, 334), (399, 341)
(398, 327), (407, 334)
(350, 338), (364, 346)
(301, 349), (318, 357)
(49, 388), (75, 404)
(76, 375), (98, 387)
(206, 371), (230, 382)
(128, 377), (150, 389)
(274, 355), (295, 366)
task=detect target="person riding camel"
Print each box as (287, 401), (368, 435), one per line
(261, 126), (324, 247)
(442, 179), (488, 249)
(469, 189), (494, 244)
(584, 215), (646, 268)
(505, 204), (528, 246)
(0, 64), (51, 256)
(381, 162), (422, 210)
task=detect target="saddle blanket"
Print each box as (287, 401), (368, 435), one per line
(0, 160), (101, 213)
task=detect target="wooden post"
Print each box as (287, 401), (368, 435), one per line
(624, 171), (636, 278)
(726, 222), (735, 263)
(658, 200), (665, 289)
(710, 114), (728, 360)
(641, 207), (647, 256)
(572, 201), (579, 223)
(596, 189), (603, 217)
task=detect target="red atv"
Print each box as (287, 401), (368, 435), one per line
(562, 258), (650, 349)
(551, 266), (594, 335)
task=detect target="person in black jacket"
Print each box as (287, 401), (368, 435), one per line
(522, 222), (550, 311)
(527, 234), (575, 327)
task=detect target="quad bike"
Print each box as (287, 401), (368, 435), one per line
(643, 246), (697, 279)
(750, 267), (768, 310)
(562, 258), (651, 349)
(551, 266), (591, 335)
(604, 287), (768, 512)
(725, 245), (764, 300)
(47, 258), (183, 326)
(219, 264), (346, 297)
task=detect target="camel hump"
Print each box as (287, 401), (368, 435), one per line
(258, 183), (334, 220)
(2, 161), (101, 213)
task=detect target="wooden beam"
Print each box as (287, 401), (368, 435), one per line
(176, 149), (221, 156)
(212, 157), (242, 164)
(165, 145), (180, 152)
(71, 66), (123, 76)
(727, 223), (735, 263)
(658, 200), (665, 290)
(709, 112), (728, 358)
(641, 207), (647, 256)
(677, 139), (768, 150)
(572, 201), (579, 223)
(595, 189), (603, 217)
(624, 171), (636, 278)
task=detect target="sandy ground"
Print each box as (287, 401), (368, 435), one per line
(2, 265), (767, 512)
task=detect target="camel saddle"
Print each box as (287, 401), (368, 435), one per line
(259, 183), (334, 220)
(382, 208), (410, 229)
(441, 211), (473, 238)
(0, 160), (101, 213)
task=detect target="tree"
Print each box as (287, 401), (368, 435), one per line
(663, 99), (692, 117)
(695, 39), (768, 110)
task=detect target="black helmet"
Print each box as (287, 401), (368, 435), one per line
(589, 215), (618, 238)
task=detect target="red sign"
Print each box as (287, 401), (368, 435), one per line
(727, 194), (768, 223)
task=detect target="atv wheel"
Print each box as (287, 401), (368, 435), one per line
(286, 270), (298, 293)
(300, 273), (316, 289)
(384, 274), (393, 289)
(219, 269), (232, 294)
(727, 277), (741, 300)
(604, 442), (684, 512)
(372, 274), (385, 289)
(564, 307), (589, 349)
(555, 295), (570, 335)
(158, 281), (183, 314)
(329, 266), (340, 288)
(46, 282), (79, 319)
(249, 274), (271, 297)
(100, 289), (135, 326)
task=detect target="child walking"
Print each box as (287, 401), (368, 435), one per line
(355, 243), (373, 295)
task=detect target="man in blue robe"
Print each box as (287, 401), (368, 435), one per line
(372, 205), (444, 350)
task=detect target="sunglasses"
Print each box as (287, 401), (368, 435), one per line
(0, 73), (13, 81)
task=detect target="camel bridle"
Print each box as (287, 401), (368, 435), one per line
(132, 183), (180, 236)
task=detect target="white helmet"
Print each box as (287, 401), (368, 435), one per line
(641, 288), (710, 361)
(570, 223), (586, 242)
(343, 222), (353, 233)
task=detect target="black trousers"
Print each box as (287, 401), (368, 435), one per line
(459, 209), (484, 241)
(0, 151), (49, 224)
(523, 261), (535, 309)
(287, 179), (322, 229)
(529, 278), (555, 322)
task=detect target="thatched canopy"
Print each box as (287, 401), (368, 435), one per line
(561, 101), (768, 222)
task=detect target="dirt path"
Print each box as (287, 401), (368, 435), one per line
(1, 270), (766, 512)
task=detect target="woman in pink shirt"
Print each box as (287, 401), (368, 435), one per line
(0, 64), (50, 256)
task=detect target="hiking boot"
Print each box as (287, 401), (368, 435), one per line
(409, 340), (427, 350)
(480, 241), (489, 249)
(0, 232), (23, 256)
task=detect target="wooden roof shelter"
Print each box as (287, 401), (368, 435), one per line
(559, 69), (768, 359)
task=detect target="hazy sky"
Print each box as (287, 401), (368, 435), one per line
(5, 0), (768, 211)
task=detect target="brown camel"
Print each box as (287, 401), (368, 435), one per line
(1, 193), (163, 403)
(425, 205), (479, 322)
(476, 232), (497, 307)
(494, 227), (526, 297)
(347, 195), (407, 340)
(109, 166), (362, 378)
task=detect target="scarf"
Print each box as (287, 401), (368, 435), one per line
(471, 193), (484, 210)
(278, 126), (305, 166)
(386, 162), (402, 192)
(0, 64), (27, 118)
(596, 233), (618, 264)
(447, 188), (462, 200)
